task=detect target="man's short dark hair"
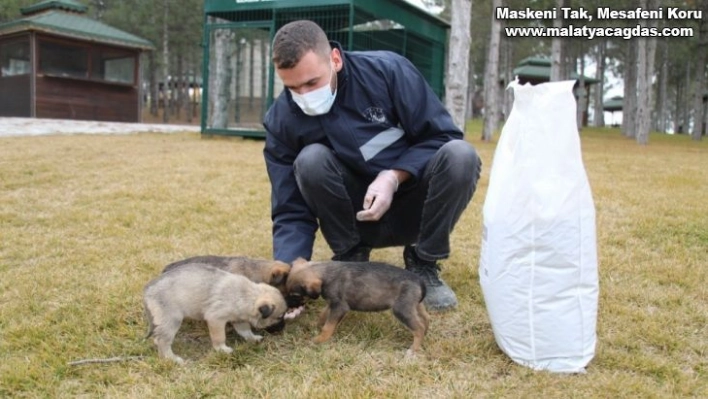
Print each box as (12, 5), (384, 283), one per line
(272, 20), (331, 69)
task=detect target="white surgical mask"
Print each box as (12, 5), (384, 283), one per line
(290, 63), (337, 116)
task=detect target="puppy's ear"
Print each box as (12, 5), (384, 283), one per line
(305, 278), (322, 299)
(270, 265), (289, 286)
(291, 257), (309, 270)
(271, 272), (287, 286)
(258, 303), (276, 319)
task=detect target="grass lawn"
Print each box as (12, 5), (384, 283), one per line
(0, 121), (706, 398)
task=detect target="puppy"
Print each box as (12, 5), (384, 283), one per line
(144, 264), (287, 363)
(286, 259), (429, 355)
(162, 255), (303, 317)
(162, 255), (291, 292)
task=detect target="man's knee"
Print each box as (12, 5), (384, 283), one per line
(438, 140), (481, 182)
(293, 144), (335, 184)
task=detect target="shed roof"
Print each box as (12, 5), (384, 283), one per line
(204, 0), (449, 43)
(513, 56), (600, 84)
(0, 0), (153, 50)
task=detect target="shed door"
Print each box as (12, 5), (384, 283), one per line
(204, 23), (277, 134)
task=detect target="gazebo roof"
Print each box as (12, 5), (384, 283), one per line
(20, 0), (88, 14)
(513, 57), (600, 84)
(603, 96), (623, 112)
(0, 0), (153, 50)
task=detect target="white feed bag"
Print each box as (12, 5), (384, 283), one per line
(479, 80), (599, 373)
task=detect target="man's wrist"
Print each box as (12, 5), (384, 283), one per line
(390, 169), (410, 187)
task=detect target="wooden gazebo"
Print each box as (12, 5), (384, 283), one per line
(602, 96), (623, 127)
(0, 0), (154, 122)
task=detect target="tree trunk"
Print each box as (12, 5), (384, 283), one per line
(656, 38), (668, 132)
(636, 37), (657, 144)
(466, 51), (475, 120)
(674, 80), (683, 134)
(682, 61), (692, 134)
(564, 39), (574, 81)
(502, 35), (514, 121)
(704, 101), (708, 137)
(577, 48), (586, 130)
(210, 26), (233, 129)
(635, 0), (658, 145)
(634, 5), (649, 144)
(249, 39), (255, 113)
(176, 54), (184, 120)
(261, 37), (268, 117)
(550, 0), (565, 81)
(622, 38), (638, 138)
(162, 0), (170, 123)
(186, 53), (193, 124)
(149, 51), (158, 117)
(482, 0), (502, 141)
(234, 39), (241, 124)
(592, 40), (606, 127)
(691, 1), (708, 140)
(444, 0), (472, 132)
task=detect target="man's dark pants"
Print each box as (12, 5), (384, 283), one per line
(292, 140), (481, 262)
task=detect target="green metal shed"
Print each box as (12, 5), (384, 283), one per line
(201, 0), (450, 138)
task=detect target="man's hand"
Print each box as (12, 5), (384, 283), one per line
(356, 170), (401, 222)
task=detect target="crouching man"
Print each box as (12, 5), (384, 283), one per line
(263, 20), (481, 311)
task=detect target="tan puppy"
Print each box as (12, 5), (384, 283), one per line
(162, 255), (291, 293)
(144, 264), (287, 363)
(286, 259), (429, 355)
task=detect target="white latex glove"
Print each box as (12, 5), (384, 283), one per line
(356, 170), (399, 222)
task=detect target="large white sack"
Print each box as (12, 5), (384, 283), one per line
(479, 80), (599, 373)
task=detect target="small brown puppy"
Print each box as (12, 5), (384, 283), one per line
(162, 255), (291, 292)
(144, 264), (287, 363)
(286, 259), (429, 355)
(162, 255), (302, 321)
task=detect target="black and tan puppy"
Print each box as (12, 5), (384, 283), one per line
(286, 259), (429, 355)
(162, 255), (291, 293)
(144, 264), (288, 363)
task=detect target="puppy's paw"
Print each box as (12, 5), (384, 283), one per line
(167, 355), (186, 364)
(247, 334), (264, 342)
(313, 334), (330, 344)
(214, 344), (234, 354)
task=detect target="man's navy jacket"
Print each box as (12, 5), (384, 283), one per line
(263, 42), (462, 263)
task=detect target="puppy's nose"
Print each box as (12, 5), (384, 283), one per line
(285, 294), (305, 308)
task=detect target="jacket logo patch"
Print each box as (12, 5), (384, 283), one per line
(363, 107), (387, 124)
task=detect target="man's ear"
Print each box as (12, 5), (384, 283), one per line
(332, 48), (343, 72)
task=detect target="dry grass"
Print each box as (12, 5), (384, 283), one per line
(0, 121), (706, 398)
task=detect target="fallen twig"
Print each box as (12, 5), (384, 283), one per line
(68, 356), (145, 366)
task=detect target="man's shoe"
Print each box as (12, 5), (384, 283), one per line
(332, 244), (371, 262)
(403, 245), (458, 311)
